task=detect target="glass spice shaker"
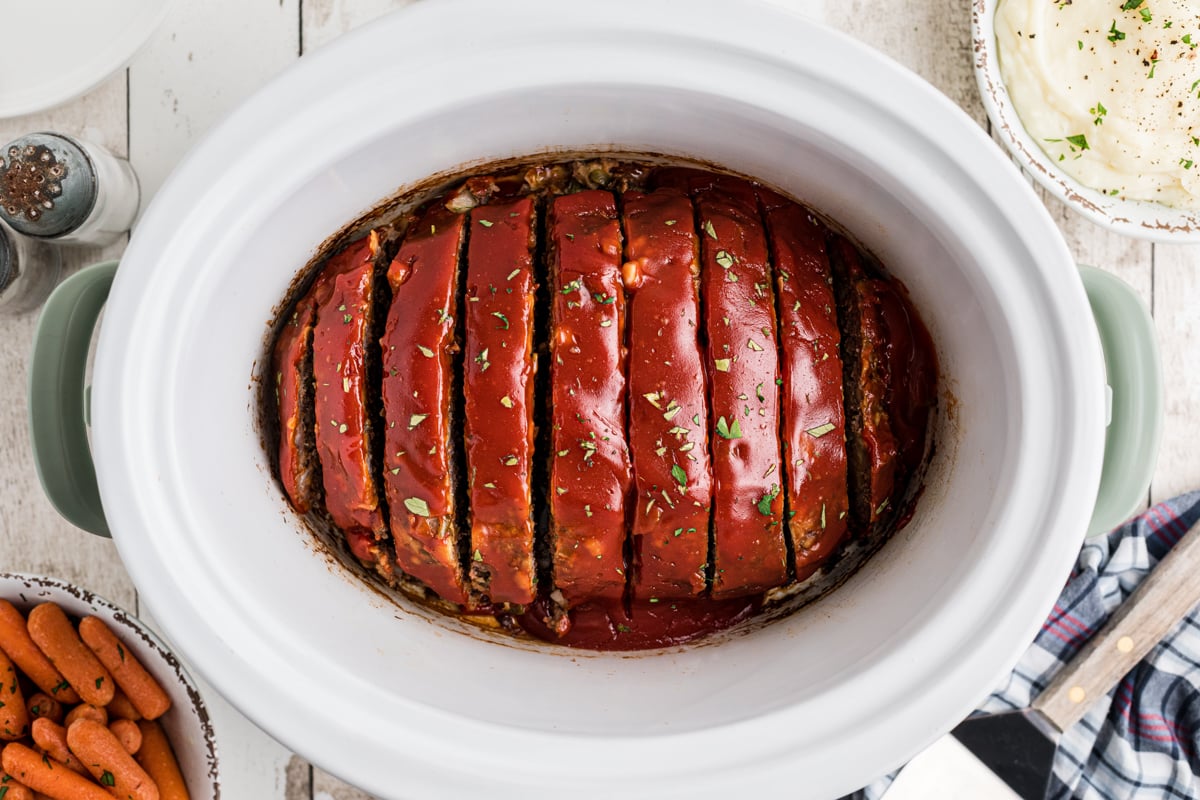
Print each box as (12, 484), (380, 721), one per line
(0, 132), (139, 246)
(0, 221), (62, 315)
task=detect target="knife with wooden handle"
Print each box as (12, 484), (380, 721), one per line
(886, 518), (1200, 800)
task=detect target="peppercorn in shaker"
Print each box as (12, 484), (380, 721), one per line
(0, 222), (61, 315)
(0, 132), (139, 246)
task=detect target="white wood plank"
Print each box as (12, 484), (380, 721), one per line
(1150, 243), (1200, 505)
(0, 71), (134, 608)
(302, 0), (419, 53)
(128, 0), (302, 205)
(314, 771), (378, 800)
(822, 0), (988, 128)
(1030, 187), (1154, 303)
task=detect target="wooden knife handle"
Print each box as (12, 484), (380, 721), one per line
(1034, 518), (1200, 731)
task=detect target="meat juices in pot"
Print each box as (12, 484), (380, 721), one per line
(268, 158), (937, 650)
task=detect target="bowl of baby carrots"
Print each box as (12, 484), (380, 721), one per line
(0, 573), (218, 799)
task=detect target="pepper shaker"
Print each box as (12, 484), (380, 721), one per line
(0, 222), (62, 315)
(0, 132), (139, 246)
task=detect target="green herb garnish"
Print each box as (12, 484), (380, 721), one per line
(806, 422), (836, 438)
(403, 497), (431, 517)
(716, 416), (742, 440)
(671, 464), (687, 488)
(755, 485), (780, 516)
(1066, 133), (1090, 151)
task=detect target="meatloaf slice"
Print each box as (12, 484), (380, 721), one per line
(310, 231), (391, 573)
(464, 196), (538, 605)
(762, 196), (851, 580)
(273, 294), (319, 515)
(829, 233), (898, 536)
(623, 188), (713, 599)
(870, 279), (937, 488)
(380, 206), (470, 605)
(547, 190), (632, 606)
(694, 183), (789, 597)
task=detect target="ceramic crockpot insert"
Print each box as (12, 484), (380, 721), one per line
(90, 2), (1106, 797)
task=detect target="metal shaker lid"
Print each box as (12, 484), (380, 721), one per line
(0, 132), (97, 238)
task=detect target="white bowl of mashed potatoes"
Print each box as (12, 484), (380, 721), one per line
(975, 0), (1200, 240)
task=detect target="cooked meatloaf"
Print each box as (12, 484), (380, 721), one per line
(268, 158), (937, 649)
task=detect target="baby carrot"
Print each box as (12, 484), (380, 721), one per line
(63, 705), (106, 729)
(30, 719), (88, 776)
(0, 771), (34, 800)
(134, 721), (187, 800)
(25, 693), (63, 723)
(66, 719), (158, 800)
(0, 602), (78, 704)
(105, 690), (140, 722)
(26, 605), (113, 707)
(108, 720), (141, 755)
(77, 619), (169, 720)
(0, 651), (28, 741)
(1, 742), (112, 800)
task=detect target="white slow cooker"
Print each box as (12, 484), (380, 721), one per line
(27, 1), (1162, 797)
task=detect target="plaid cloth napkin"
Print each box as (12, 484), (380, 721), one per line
(859, 490), (1200, 800)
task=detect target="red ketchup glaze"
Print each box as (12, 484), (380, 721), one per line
(833, 235), (898, 527)
(273, 295), (316, 514)
(872, 280), (938, 483)
(518, 595), (758, 651)
(311, 232), (389, 571)
(762, 196), (850, 582)
(464, 197), (537, 605)
(380, 206), (469, 605)
(547, 191), (632, 606)
(622, 189), (713, 599)
(693, 184), (789, 597)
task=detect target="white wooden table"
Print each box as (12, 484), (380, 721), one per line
(0, 1), (1197, 797)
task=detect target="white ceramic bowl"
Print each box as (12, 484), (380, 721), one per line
(41, 1), (1119, 797)
(0, 574), (219, 797)
(973, 0), (1200, 241)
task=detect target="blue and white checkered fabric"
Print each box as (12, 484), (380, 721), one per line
(862, 490), (1200, 800)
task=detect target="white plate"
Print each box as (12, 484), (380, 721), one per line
(0, 0), (172, 118)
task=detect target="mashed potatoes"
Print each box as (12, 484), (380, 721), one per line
(997, 0), (1200, 208)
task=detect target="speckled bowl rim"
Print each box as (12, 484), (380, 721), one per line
(972, 0), (1200, 242)
(0, 572), (220, 797)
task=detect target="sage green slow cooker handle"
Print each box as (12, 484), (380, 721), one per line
(1080, 265), (1164, 539)
(28, 261), (117, 538)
